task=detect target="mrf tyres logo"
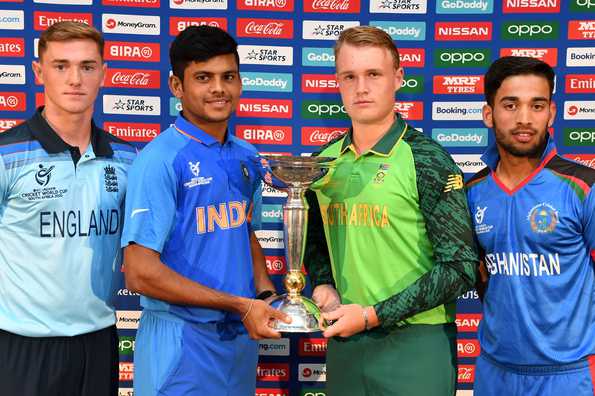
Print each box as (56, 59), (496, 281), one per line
(369, 0), (427, 13)
(500, 48), (557, 66)
(434, 49), (490, 67)
(502, 21), (558, 40)
(569, 20), (595, 40)
(433, 75), (483, 94)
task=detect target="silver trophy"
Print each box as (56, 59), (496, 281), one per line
(262, 155), (335, 332)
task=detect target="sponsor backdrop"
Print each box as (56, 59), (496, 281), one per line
(1, 0), (594, 395)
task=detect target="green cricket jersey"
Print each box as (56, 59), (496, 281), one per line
(305, 114), (478, 328)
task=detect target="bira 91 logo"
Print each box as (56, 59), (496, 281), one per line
(235, 125), (292, 144)
(503, 0), (559, 13)
(301, 127), (347, 145)
(564, 154), (595, 169)
(0, 38), (24, 57)
(502, 21), (558, 40)
(434, 22), (492, 41)
(104, 68), (160, 89)
(119, 362), (134, 381)
(102, 0), (159, 7)
(304, 0), (360, 13)
(500, 48), (557, 66)
(104, 122), (160, 142)
(256, 388), (289, 396)
(265, 255), (286, 275)
(458, 365), (475, 383)
(433, 75), (484, 94)
(457, 339), (481, 358)
(0, 92), (25, 111)
(237, 0), (293, 10)
(104, 41), (160, 62)
(434, 49), (490, 67)
(301, 74), (339, 93)
(299, 338), (328, 356)
(0, 118), (23, 132)
(257, 364), (289, 382)
(399, 48), (425, 67)
(565, 74), (595, 93)
(34, 11), (92, 30)
(236, 99), (292, 119)
(569, 21), (595, 40)
(169, 17), (227, 35)
(394, 101), (423, 120)
(236, 18), (293, 39)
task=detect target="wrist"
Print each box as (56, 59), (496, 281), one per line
(256, 290), (277, 300)
(363, 306), (379, 330)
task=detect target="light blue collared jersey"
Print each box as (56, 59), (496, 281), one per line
(0, 108), (136, 337)
(466, 136), (595, 365)
(121, 114), (263, 324)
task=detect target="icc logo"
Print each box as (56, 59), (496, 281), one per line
(189, 161), (200, 177)
(475, 206), (487, 224)
(528, 203), (558, 233)
(35, 164), (54, 186)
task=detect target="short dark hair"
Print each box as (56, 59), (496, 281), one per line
(484, 56), (555, 106)
(169, 25), (240, 80)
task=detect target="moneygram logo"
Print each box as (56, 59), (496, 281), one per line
(116, 310), (141, 329)
(399, 75), (424, 94)
(0, 118), (23, 132)
(236, 125), (292, 145)
(433, 102), (484, 121)
(299, 364), (326, 382)
(451, 154), (486, 173)
(256, 230), (284, 249)
(119, 362), (134, 381)
(500, 48), (557, 66)
(299, 338), (327, 356)
(301, 100), (348, 119)
(237, 18), (293, 39)
(565, 74), (595, 93)
(302, 127), (347, 145)
(0, 65), (25, 84)
(265, 255), (287, 275)
(304, 0), (360, 12)
(257, 363), (289, 381)
(458, 365), (475, 383)
(105, 41), (160, 62)
(0, 92), (26, 111)
(34, 11), (92, 30)
(564, 154), (595, 169)
(569, 20), (595, 40)
(564, 101), (595, 120)
(239, 45), (293, 66)
(241, 72), (292, 92)
(566, 47), (595, 67)
(458, 339), (480, 357)
(456, 313), (482, 332)
(433, 75), (483, 94)
(237, 99), (292, 118)
(434, 49), (490, 67)
(432, 128), (488, 147)
(571, 0), (595, 11)
(0, 38), (24, 57)
(237, 0), (294, 11)
(435, 22), (492, 41)
(394, 101), (423, 120)
(436, 0), (493, 13)
(503, 0), (559, 13)
(564, 128), (595, 145)
(118, 336), (135, 355)
(259, 338), (290, 356)
(102, 14), (159, 35)
(399, 48), (425, 67)
(104, 122), (160, 142)
(502, 21), (558, 40)
(371, 21), (426, 40)
(0, 11), (24, 30)
(302, 74), (339, 93)
(169, 17), (227, 35)
(103, 95), (161, 116)
(103, 0), (159, 7)
(302, 47), (334, 67)
(170, 0), (226, 9)
(104, 68), (160, 89)
(370, 0), (427, 13)
(302, 20), (359, 40)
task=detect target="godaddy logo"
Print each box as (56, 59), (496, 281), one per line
(434, 49), (490, 67)
(502, 22), (558, 40)
(572, 0), (595, 11)
(301, 101), (349, 119)
(564, 128), (595, 145)
(400, 76), (424, 94)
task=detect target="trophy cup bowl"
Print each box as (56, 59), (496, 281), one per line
(261, 155), (335, 332)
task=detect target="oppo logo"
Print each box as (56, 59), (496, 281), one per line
(568, 130), (595, 143)
(507, 24), (552, 36)
(577, 0), (595, 8)
(402, 78), (418, 88)
(307, 103), (345, 116)
(440, 52), (485, 63)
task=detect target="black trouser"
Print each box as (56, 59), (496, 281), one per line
(0, 325), (118, 396)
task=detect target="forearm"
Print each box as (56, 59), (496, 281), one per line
(250, 231), (276, 294)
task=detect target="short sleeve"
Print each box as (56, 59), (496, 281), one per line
(583, 188), (595, 255)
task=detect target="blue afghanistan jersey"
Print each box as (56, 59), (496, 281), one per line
(121, 114), (263, 324)
(466, 136), (595, 365)
(0, 108), (136, 337)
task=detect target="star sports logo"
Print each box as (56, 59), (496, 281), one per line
(434, 22), (492, 41)
(0, 92), (25, 111)
(103, 95), (161, 116)
(236, 18), (293, 39)
(302, 20), (359, 40)
(237, 0), (293, 10)
(34, 11), (92, 30)
(304, 0), (360, 12)
(502, 0), (559, 13)
(0, 38), (24, 57)
(169, 17), (227, 35)
(500, 48), (557, 66)
(235, 125), (292, 145)
(239, 45), (293, 66)
(369, 0), (427, 13)
(104, 41), (160, 62)
(433, 75), (483, 94)
(568, 20), (595, 40)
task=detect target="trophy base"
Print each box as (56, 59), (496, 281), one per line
(270, 294), (325, 333)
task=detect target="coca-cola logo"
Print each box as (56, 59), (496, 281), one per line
(105, 69), (160, 89)
(245, 21), (284, 36)
(113, 72), (149, 86)
(311, 0), (350, 9)
(457, 365), (475, 383)
(237, 18), (293, 39)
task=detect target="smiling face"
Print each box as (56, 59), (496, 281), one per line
(483, 74), (556, 158)
(32, 39), (105, 117)
(335, 43), (403, 127)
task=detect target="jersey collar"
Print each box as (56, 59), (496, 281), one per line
(27, 106), (113, 157)
(340, 113), (408, 157)
(174, 112), (223, 147)
(481, 132), (557, 172)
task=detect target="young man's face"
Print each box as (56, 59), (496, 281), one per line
(335, 43), (403, 126)
(483, 74), (556, 158)
(169, 54), (241, 130)
(32, 39), (105, 116)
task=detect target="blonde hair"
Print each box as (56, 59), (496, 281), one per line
(38, 21), (104, 61)
(334, 26), (400, 69)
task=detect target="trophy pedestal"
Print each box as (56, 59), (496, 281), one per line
(270, 294), (322, 333)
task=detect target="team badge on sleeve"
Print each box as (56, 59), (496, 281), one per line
(444, 174), (463, 192)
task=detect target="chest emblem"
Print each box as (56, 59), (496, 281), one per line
(528, 203), (558, 234)
(104, 165), (119, 193)
(474, 206), (493, 234)
(184, 161), (213, 189)
(373, 163), (390, 184)
(35, 164), (54, 186)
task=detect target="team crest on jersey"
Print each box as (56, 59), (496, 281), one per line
(474, 206), (493, 234)
(528, 203), (558, 234)
(184, 161), (212, 189)
(35, 164), (54, 186)
(104, 165), (119, 193)
(373, 163), (390, 184)
(20, 164), (67, 201)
